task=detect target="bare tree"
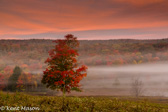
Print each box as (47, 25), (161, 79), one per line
(131, 77), (143, 98)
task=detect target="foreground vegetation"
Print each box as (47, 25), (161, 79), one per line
(0, 92), (168, 112)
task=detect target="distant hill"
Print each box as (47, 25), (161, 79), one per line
(0, 38), (168, 69)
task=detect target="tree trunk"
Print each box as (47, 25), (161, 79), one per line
(62, 87), (66, 111)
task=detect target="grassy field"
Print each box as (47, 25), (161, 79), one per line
(1, 92), (168, 112)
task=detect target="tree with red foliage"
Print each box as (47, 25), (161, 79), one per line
(16, 76), (24, 91)
(41, 34), (87, 96)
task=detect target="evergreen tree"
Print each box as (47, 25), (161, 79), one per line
(8, 66), (22, 91)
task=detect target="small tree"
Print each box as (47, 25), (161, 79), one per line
(16, 76), (24, 91)
(8, 66), (22, 91)
(42, 34), (87, 96)
(131, 77), (143, 98)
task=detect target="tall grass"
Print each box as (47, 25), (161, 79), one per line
(0, 92), (168, 112)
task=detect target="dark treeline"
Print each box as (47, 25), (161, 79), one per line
(1, 38), (168, 54)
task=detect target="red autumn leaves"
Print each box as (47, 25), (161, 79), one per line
(42, 34), (87, 93)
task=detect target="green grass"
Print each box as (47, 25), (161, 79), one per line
(1, 92), (168, 112)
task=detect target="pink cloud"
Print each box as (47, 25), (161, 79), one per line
(0, 0), (168, 39)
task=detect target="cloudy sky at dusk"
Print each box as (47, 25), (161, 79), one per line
(0, 0), (168, 40)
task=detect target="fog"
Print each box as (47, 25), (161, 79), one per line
(88, 62), (168, 73)
(4, 62), (168, 97)
(71, 62), (168, 97)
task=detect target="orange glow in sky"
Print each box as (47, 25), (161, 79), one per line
(0, 0), (168, 40)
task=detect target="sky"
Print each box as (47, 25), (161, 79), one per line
(0, 0), (168, 40)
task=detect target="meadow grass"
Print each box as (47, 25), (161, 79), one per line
(0, 91), (168, 112)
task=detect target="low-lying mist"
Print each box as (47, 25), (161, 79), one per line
(78, 62), (168, 96)
(28, 62), (168, 97)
